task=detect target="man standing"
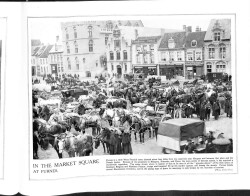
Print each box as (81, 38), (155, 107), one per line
(212, 100), (220, 120)
(205, 101), (212, 121)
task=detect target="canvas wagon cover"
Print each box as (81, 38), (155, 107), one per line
(157, 118), (205, 151)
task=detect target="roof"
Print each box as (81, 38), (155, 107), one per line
(39, 45), (53, 58)
(61, 20), (144, 29)
(133, 35), (161, 44)
(31, 39), (41, 47)
(49, 45), (63, 54)
(185, 31), (206, 48)
(204, 19), (231, 41)
(158, 32), (186, 50)
(31, 46), (41, 56)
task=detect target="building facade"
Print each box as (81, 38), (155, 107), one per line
(204, 19), (231, 75)
(185, 30), (206, 79)
(48, 36), (64, 77)
(158, 32), (186, 79)
(61, 20), (143, 79)
(131, 35), (161, 76)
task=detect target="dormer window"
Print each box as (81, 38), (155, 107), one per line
(191, 40), (197, 47)
(214, 32), (221, 41)
(168, 37), (175, 49)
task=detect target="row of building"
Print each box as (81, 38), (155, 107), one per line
(31, 19), (231, 80)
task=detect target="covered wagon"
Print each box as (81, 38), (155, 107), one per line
(157, 118), (205, 154)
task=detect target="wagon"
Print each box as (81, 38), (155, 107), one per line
(157, 118), (205, 154)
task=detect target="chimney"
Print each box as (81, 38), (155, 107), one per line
(183, 25), (186, 31)
(161, 28), (165, 36)
(196, 26), (200, 32)
(187, 26), (192, 33)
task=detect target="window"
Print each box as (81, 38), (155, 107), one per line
(143, 45), (147, 51)
(114, 40), (121, 48)
(61, 67), (64, 72)
(214, 32), (221, 41)
(216, 62), (226, 72)
(207, 63), (212, 73)
(219, 44), (226, 59)
(111, 64), (114, 71)
(86, 71), (91, 77)
(124, 63), (127, 72)
(89, 40), (93, 52)
(170, 52), (174, 61)
(110, 51), (114, 60)
(161, 52), (166, 61)
(150, 44), (154, 51)
(150, 53), (154, 63)
(136, 45), (141, 52)
(65, 28), (69, 40)
(66, 42), (70, 54)
(116, 51), (120, 60)
(195, 51), (202, 61)
(187, 52), (193, 61)
(83, 58), (85, 63)
(88, 26), (93, 37)
(105, 35), (109, 45)
(96, 60), (98, 67)
(143, 54), (147, 64)
(123, 50), (127, 60)
(74, 41), (78, 53)
(75, 57), (79, 70)
(191, 40), (197, 47)
(208, 45), (215, 59)
(177, 51), (182, 61)
(136, 54), (141, 64)
(168, 38), (175, 49)
(73, 26), (77, 38)
(67, 57), (71, 70)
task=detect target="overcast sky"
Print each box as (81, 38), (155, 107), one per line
(29, 15), (229, 44)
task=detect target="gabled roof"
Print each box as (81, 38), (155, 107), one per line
(158, 32), (186, 50)
(204, 19), (231, 41)
(49, 45), (63, 54)
(39, 45), (53, 58)
(185, 31), (206, 48)
(31, 46), (41, 56)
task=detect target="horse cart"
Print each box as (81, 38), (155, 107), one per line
(157, 118), (205, 154)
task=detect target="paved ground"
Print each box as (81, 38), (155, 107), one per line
(88, 112), (232, 156)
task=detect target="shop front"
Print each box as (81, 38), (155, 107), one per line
(185, 62), (204, 79)
(134, 65), (157, 76)
(159, 64), (184, 79)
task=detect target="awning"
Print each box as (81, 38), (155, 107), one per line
(159, 64), (184, 68)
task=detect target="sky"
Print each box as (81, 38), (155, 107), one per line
(29, 15), (230, 44)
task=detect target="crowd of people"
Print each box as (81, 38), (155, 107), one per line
(32, 73), (233, 159)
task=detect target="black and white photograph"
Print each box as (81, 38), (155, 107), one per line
(30, 15), (234, 160)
